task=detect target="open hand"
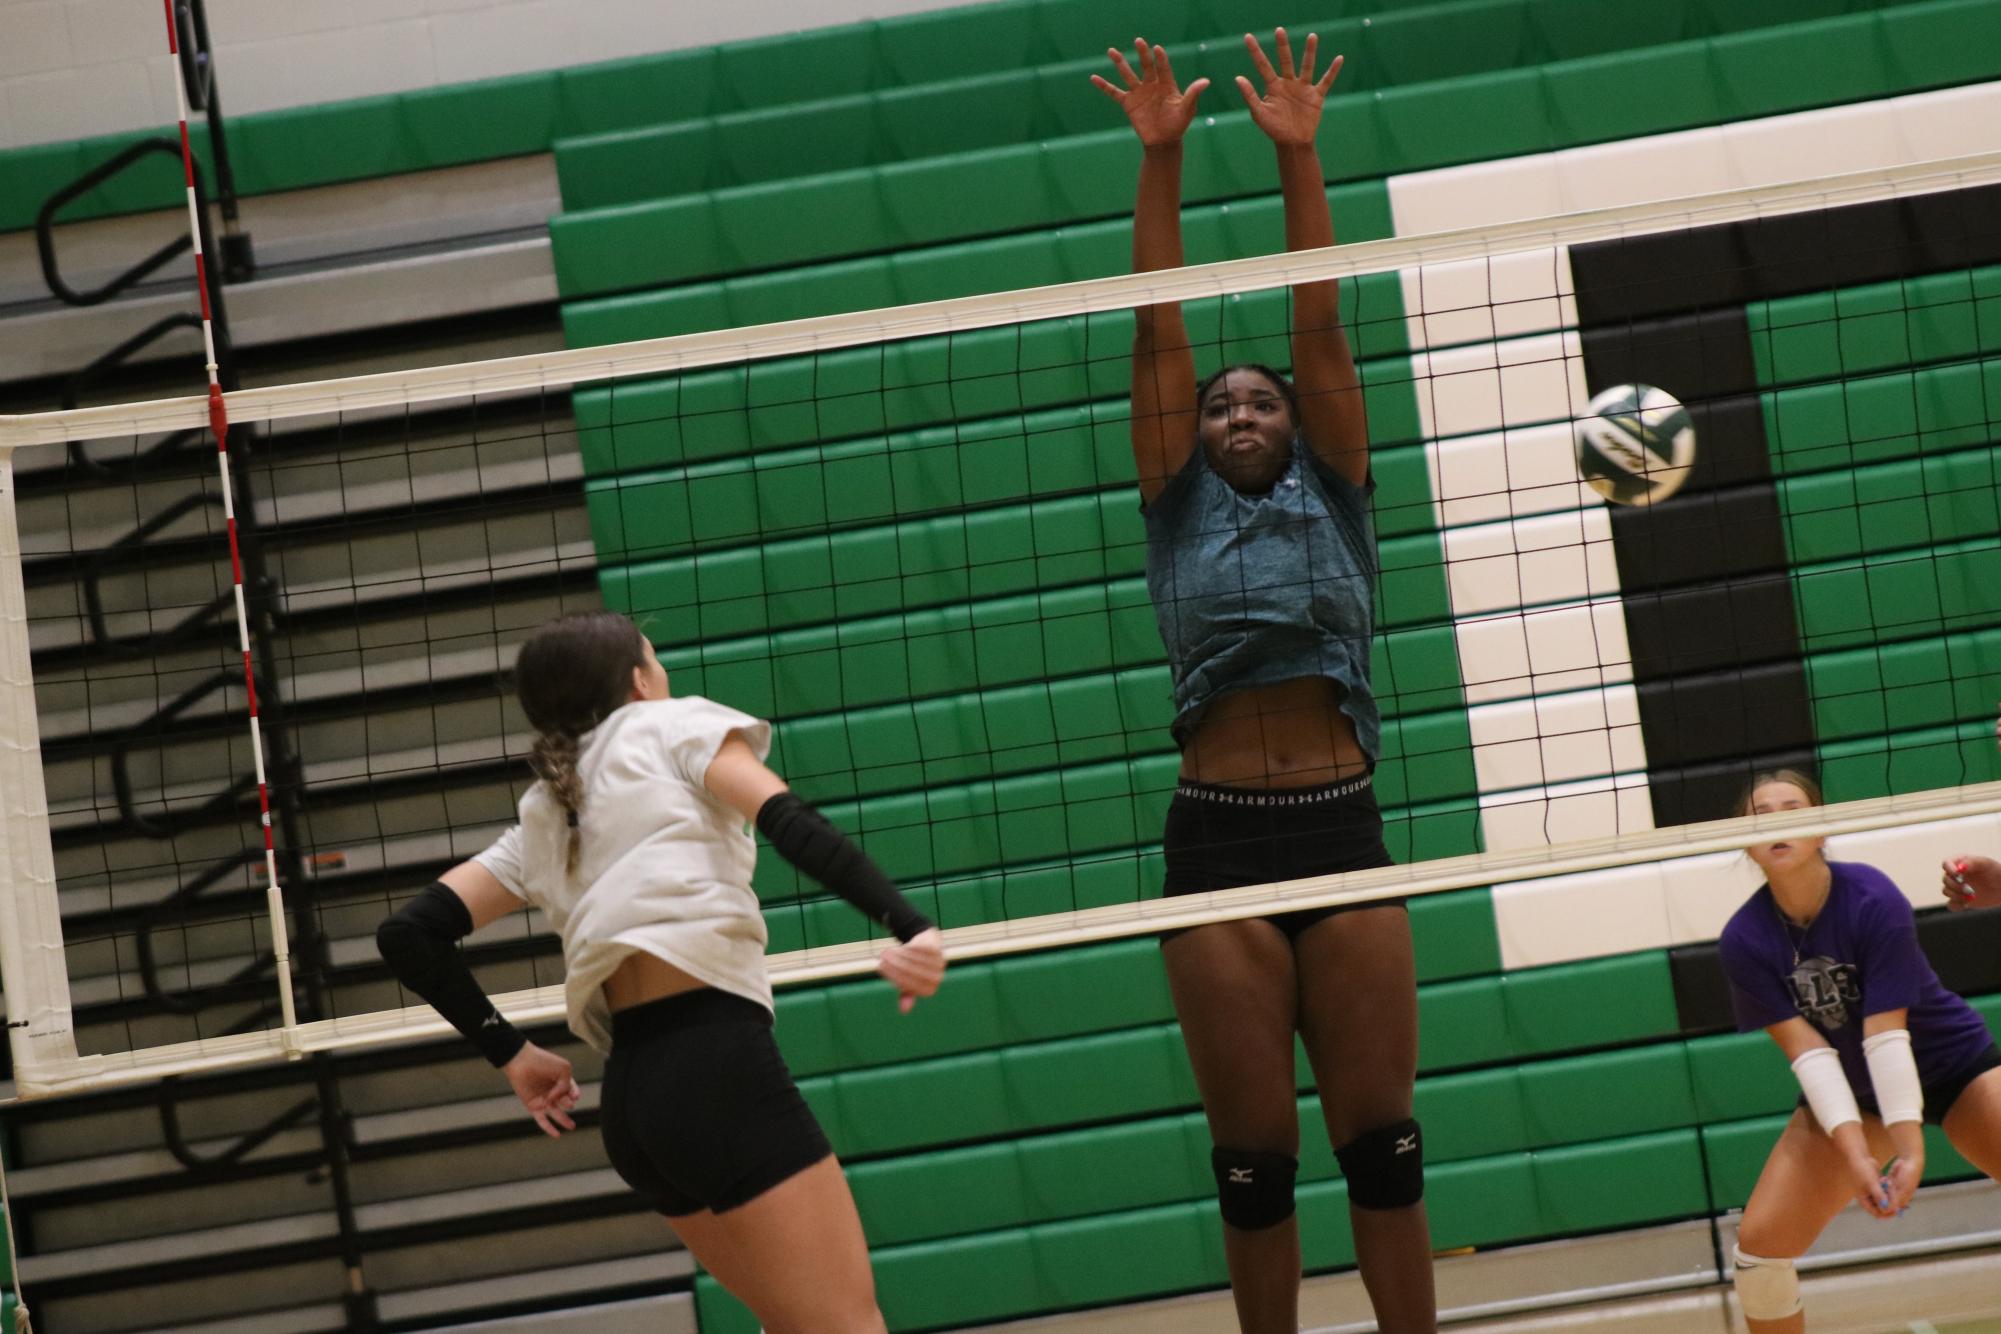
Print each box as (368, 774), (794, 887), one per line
(504, 1041), (581, 1138)
(1091, 38), (1210, 148)
(1238, 28), (1342, 147)
(878, 927), (946, 1014)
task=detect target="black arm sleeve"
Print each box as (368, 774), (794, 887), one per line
(376, 883), (527, 1068)
(756, 792), (934, 942)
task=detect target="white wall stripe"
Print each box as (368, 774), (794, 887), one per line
(1428, 422), (1594, 528)
(1454, 598), (1633, 705)
(1496, 810), (2001, 971)
(1390, 79), (2001, 891)
(1494, 860), (1679, 970)
(1386, 80), (2001, 236)
(1891, 83), (2001, 160)
(1469, 684), (1645, 796)
(1410, 331), (1589, 445)
(1439, 506), (1618, 620)
(1397, 247), (1578, 352)
(1477, 772), (1655, 857)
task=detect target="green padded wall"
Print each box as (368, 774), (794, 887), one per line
(4, 0), (1997, 1327)
(541, 0), (2001, 1327)
(1753, 263), (2001, 800)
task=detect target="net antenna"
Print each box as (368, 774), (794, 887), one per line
(4, 148), (2001, 1098)
(156, 0), (300, 1047)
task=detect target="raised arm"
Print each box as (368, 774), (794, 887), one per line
(1092, 40), (1209, 505)
(1240, 30), (1368, 486)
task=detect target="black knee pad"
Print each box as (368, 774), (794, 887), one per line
(1210, 1146), (1298, 1230)
(1335, 1118), (1424, 1210)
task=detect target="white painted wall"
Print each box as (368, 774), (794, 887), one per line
(0, 0), (991, 151)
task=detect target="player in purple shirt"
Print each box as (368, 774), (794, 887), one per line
(1718, 771), (2001, 1332)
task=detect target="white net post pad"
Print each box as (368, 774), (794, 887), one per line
(0, 450), (79, 1089)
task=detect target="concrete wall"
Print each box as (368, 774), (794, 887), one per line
(0, 0), (989, 150)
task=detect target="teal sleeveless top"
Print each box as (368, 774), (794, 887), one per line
(1141, 435), (1380, 761)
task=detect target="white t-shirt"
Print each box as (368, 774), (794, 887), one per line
(473, 695), (773, 1053)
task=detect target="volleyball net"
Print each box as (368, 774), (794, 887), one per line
(5, 149), (2001, 1099)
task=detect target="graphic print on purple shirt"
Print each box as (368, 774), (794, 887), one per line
(1717, 861), (1996, 1104)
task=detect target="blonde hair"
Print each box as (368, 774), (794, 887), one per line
(1734, 767), (1825, 817)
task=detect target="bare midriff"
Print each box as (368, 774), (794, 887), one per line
(602, 949), (709, 1013)
(1178, 676), (1369, 788)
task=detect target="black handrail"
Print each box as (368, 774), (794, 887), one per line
(173, 0), (250, 278)
(61, 315), (206, 479)
(35, 138), (193, 307)
(79, 491), (235, 654)
(158, 1084), (320, 1174)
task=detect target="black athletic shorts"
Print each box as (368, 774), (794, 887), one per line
(598, 988), (832, 1216)
(1160, 771), (1400, 940)
(1850, 1042), (2001, 1128)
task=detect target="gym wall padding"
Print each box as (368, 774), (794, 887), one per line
(546, 1), (2001, 1325)
(15, 0), (1994, 1325)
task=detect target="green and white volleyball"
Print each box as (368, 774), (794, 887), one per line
(1573, 383), (1697, 507)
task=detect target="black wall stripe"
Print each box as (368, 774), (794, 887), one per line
(1669, 905), (2001, 1038)
(1568, 181), (2001, 830)
(1568, 300), (1812, 827)
(1571, 183), (2001, 323)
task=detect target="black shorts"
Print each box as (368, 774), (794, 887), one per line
(1800, 1040), (2000, 1128)
(1850, 1042), (2001, 1128)
(598, 988), (832, 1217)
(1160, 772), (1400, 940)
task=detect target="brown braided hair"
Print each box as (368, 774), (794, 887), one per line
(514, 612), (651, 871)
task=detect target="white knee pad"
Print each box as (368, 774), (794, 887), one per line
(1732, 1246), (1802, 1320)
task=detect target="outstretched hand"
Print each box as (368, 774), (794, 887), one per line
(1091, 38), (1210, 148)
(1238, 28), (1342, 147)
(504, 1041), (582, 1138)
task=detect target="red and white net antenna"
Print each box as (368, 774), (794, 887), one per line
(160, 0), (300, 1045)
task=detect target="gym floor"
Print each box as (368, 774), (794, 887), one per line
(977, 1237), (2001, 1333)
(1449, 1249), (2001, 1333)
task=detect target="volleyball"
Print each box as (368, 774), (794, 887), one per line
(1573, 382), (1697, 507)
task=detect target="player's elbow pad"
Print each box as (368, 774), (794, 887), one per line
(1862, 1028), (1924, 1126)
(377, 883), (525, 1068)
(1790, 1045), (1862, 1133)
(756, 792), (932, 942)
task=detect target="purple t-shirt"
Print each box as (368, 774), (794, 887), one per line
(1718, 861), (1996, 1102)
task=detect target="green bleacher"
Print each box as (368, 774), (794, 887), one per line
(19, 0), (2000, 1325)
(1757, 262), (2001, 799)
(539, 0), (2000, 1326)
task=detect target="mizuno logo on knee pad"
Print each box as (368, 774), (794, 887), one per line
(1335, 1118), (1426, 1210)
(1211, 1147), (1298, 1230)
